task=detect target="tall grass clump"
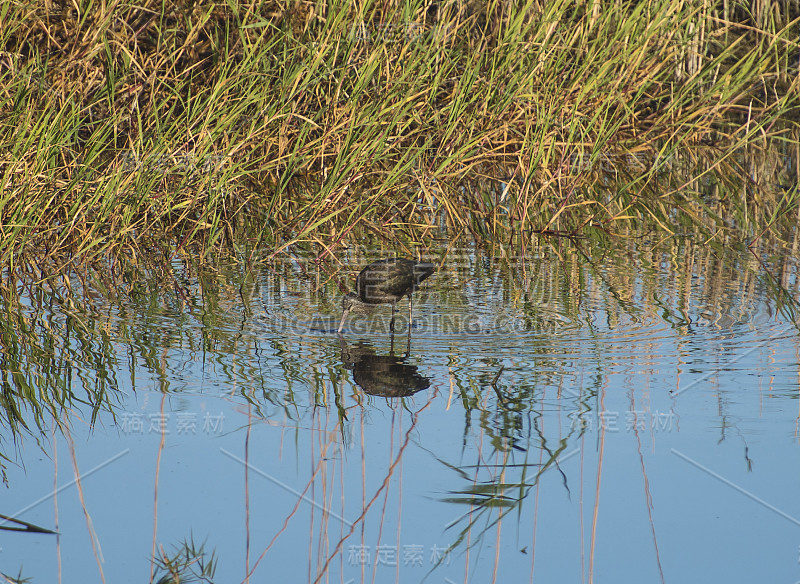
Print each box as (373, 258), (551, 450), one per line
(0, 0), (798, 267)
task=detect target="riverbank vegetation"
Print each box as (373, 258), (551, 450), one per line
(1, 0), (799, 268)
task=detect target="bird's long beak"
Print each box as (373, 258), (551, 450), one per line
(338, 308), (350, 333)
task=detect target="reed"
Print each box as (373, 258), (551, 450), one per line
(1, 0), (798, 266)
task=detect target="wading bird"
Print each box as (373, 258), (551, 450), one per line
(338, 258), (436, 334)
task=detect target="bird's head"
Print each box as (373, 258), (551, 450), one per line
(341, 292), (360, 313)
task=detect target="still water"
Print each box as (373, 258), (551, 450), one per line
(2, 237), (799, 583)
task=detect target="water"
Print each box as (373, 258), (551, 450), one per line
(2, 238), (800, 583)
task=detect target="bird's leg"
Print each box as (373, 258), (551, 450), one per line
(406, 295), (413, 350)
(390, 301), (396, 332)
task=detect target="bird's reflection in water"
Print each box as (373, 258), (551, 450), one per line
(338, 335), (431, 398)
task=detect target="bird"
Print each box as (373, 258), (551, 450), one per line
(338, 258), (436, 334)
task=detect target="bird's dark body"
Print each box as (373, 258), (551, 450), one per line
(356, 258), (436, 305)
(338, 258), (436, 333)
